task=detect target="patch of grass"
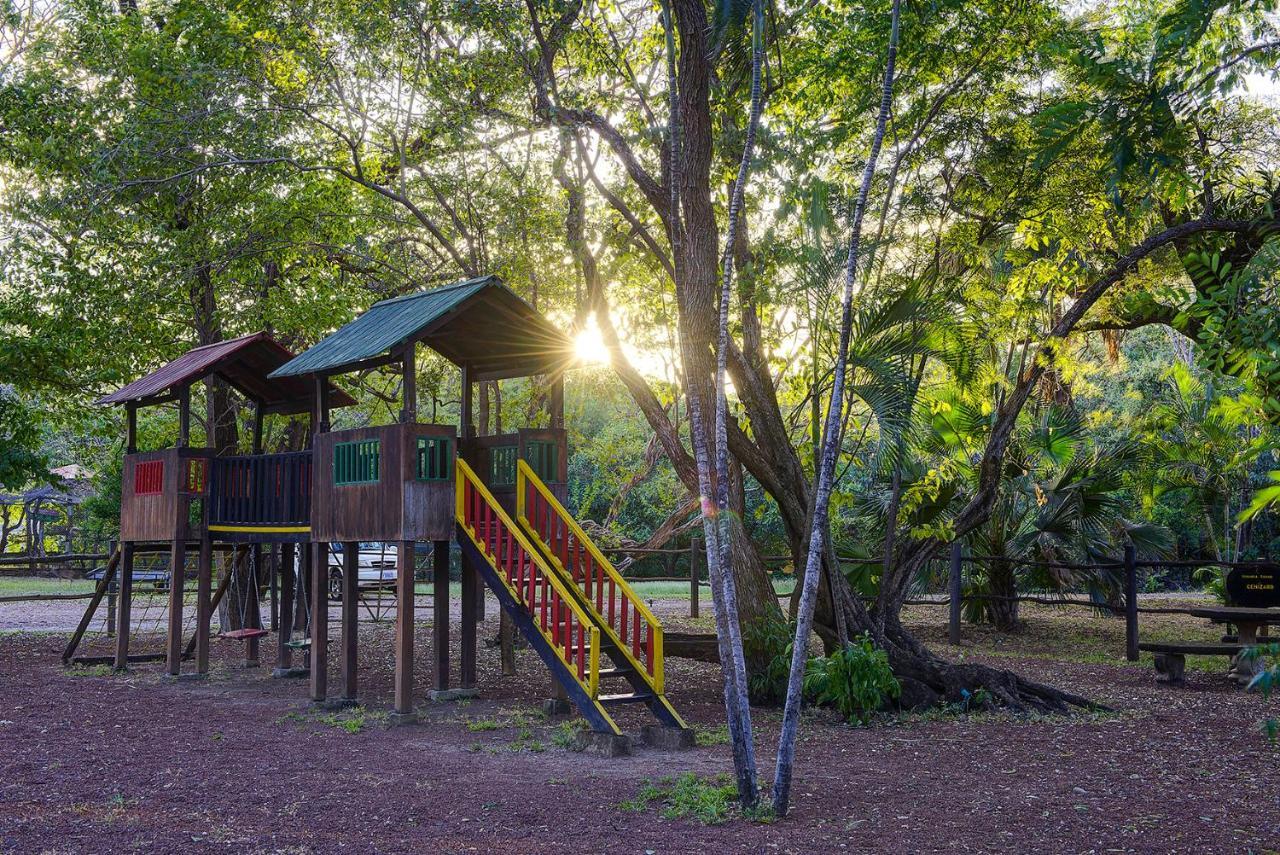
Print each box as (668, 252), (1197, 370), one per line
(63, 663), (115, 678)
(0, 577), (97, 597)
(551, 719), (589, 749)
(617, 780), (665, 813)
(316, 707), (387, 734)
(693, 724), (731, 746)
(625, 577), (794, 601)
(506, 724), (544, 753)
(276, 706), (386, 734)
(618, 773), (741, 825)
(465, 716), (502, 732)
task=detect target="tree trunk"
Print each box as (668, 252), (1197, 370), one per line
(985, 559), (1020, 631)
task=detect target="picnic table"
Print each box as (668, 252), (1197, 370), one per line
(1188, 605), (1280, 684)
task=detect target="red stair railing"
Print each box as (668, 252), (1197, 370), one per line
(516, 460), (664, 694)
(456, 460), (602, 698)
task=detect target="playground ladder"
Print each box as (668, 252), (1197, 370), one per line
(454, 459), (686, 735)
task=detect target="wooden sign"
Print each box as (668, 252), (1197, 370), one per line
(1225, 565), (1280, 608)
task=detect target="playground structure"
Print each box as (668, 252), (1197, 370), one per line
(73, 275), (685, 737)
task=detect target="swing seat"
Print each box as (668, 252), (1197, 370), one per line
(284, 639), (311, 650)
(222, 628), (270, 641)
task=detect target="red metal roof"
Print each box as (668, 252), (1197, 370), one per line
(96, 332), (354, 414)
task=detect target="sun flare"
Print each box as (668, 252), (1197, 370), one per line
(574, 315), (610, 365)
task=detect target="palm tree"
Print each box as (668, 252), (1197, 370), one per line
(967, 411), (1172, 628)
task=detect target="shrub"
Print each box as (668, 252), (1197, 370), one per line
(1244, 642), (1280, 741)
(803, 633), (900, 724)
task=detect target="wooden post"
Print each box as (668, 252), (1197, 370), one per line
(310, 541), (328, 701)
(125, 404), (138, 454)
(395, 540), (416, 715)
(499, 611), (516, 676)
(1125, 543), (1139, 662)
(341, 541), (359, 700)
(948, 541), (963, 646)
(165, 540), (186, 676)
(401, 344), (417, 424)
(314, 376), (331, 434)
(247, 401), (266, 666)
(432, 540), (450, 692)
(460, 363), (474, 440)
(195, 535), (213, 674)
(114, 541), (135, 671)
(177, 384), (191, 448)
(690, 537), (703, 619)
(459, 362), (483, 629)
(460, 550), (477, 689)
(276, 542), (295, 672)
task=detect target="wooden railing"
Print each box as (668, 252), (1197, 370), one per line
(516, 460), (664, 693)
(208, 452), (311, 528)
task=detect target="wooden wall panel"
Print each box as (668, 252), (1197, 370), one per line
(120, 449), (208, 542)
(401, 423), (457, 542)
(312, 425), (403, 543)
(312, 423), (457, 543)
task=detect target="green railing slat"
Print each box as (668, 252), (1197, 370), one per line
(334, 438), (381, 486)
(415, 436), (452, 481)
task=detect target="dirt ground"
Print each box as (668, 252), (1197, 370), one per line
(2, 597), (1279, 854)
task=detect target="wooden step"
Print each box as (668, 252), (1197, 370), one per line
(598, 691), (654, 705)
(597, 667), (635, 678)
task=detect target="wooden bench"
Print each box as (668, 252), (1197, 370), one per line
(1137, 642), (1244, 683)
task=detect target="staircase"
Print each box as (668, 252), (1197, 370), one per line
(454, 459), (686, 735)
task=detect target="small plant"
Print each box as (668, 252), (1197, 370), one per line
(315, 707), (386, 734)
(506, 725), (543, 753)
(617, 779), (664, 813)
(551, 719), (588, 749)
(64, 664), (115, 678)
(1193, 565), (1229, 604)
(804, 633), (900, 724)
(1243, 642), (1280, 741)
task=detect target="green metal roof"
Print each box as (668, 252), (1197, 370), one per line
(270, 276), (575, 381)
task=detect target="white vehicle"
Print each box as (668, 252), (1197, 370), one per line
(327, 542), (397, 601)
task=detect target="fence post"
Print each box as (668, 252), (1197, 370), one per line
(690, 537), (703, 619)
(1124, 543), (1138, 662)
(948, 541), (963, 645)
